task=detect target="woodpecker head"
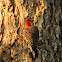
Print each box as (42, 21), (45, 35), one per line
(25, 19), (32, 28)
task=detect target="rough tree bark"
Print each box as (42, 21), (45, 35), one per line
(41, 0), (62, 62)
(0, 0), (62, 62)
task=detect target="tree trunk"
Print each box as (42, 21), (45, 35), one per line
(41, 0), (62, 62)
(0, 0), (61, 62)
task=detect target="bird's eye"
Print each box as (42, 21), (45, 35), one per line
(31, 20), (34, 22)
(31, 20), (33, 22)
(30, 20), (34, 24)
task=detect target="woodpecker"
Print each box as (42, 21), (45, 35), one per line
(23, 19), (39, 61)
